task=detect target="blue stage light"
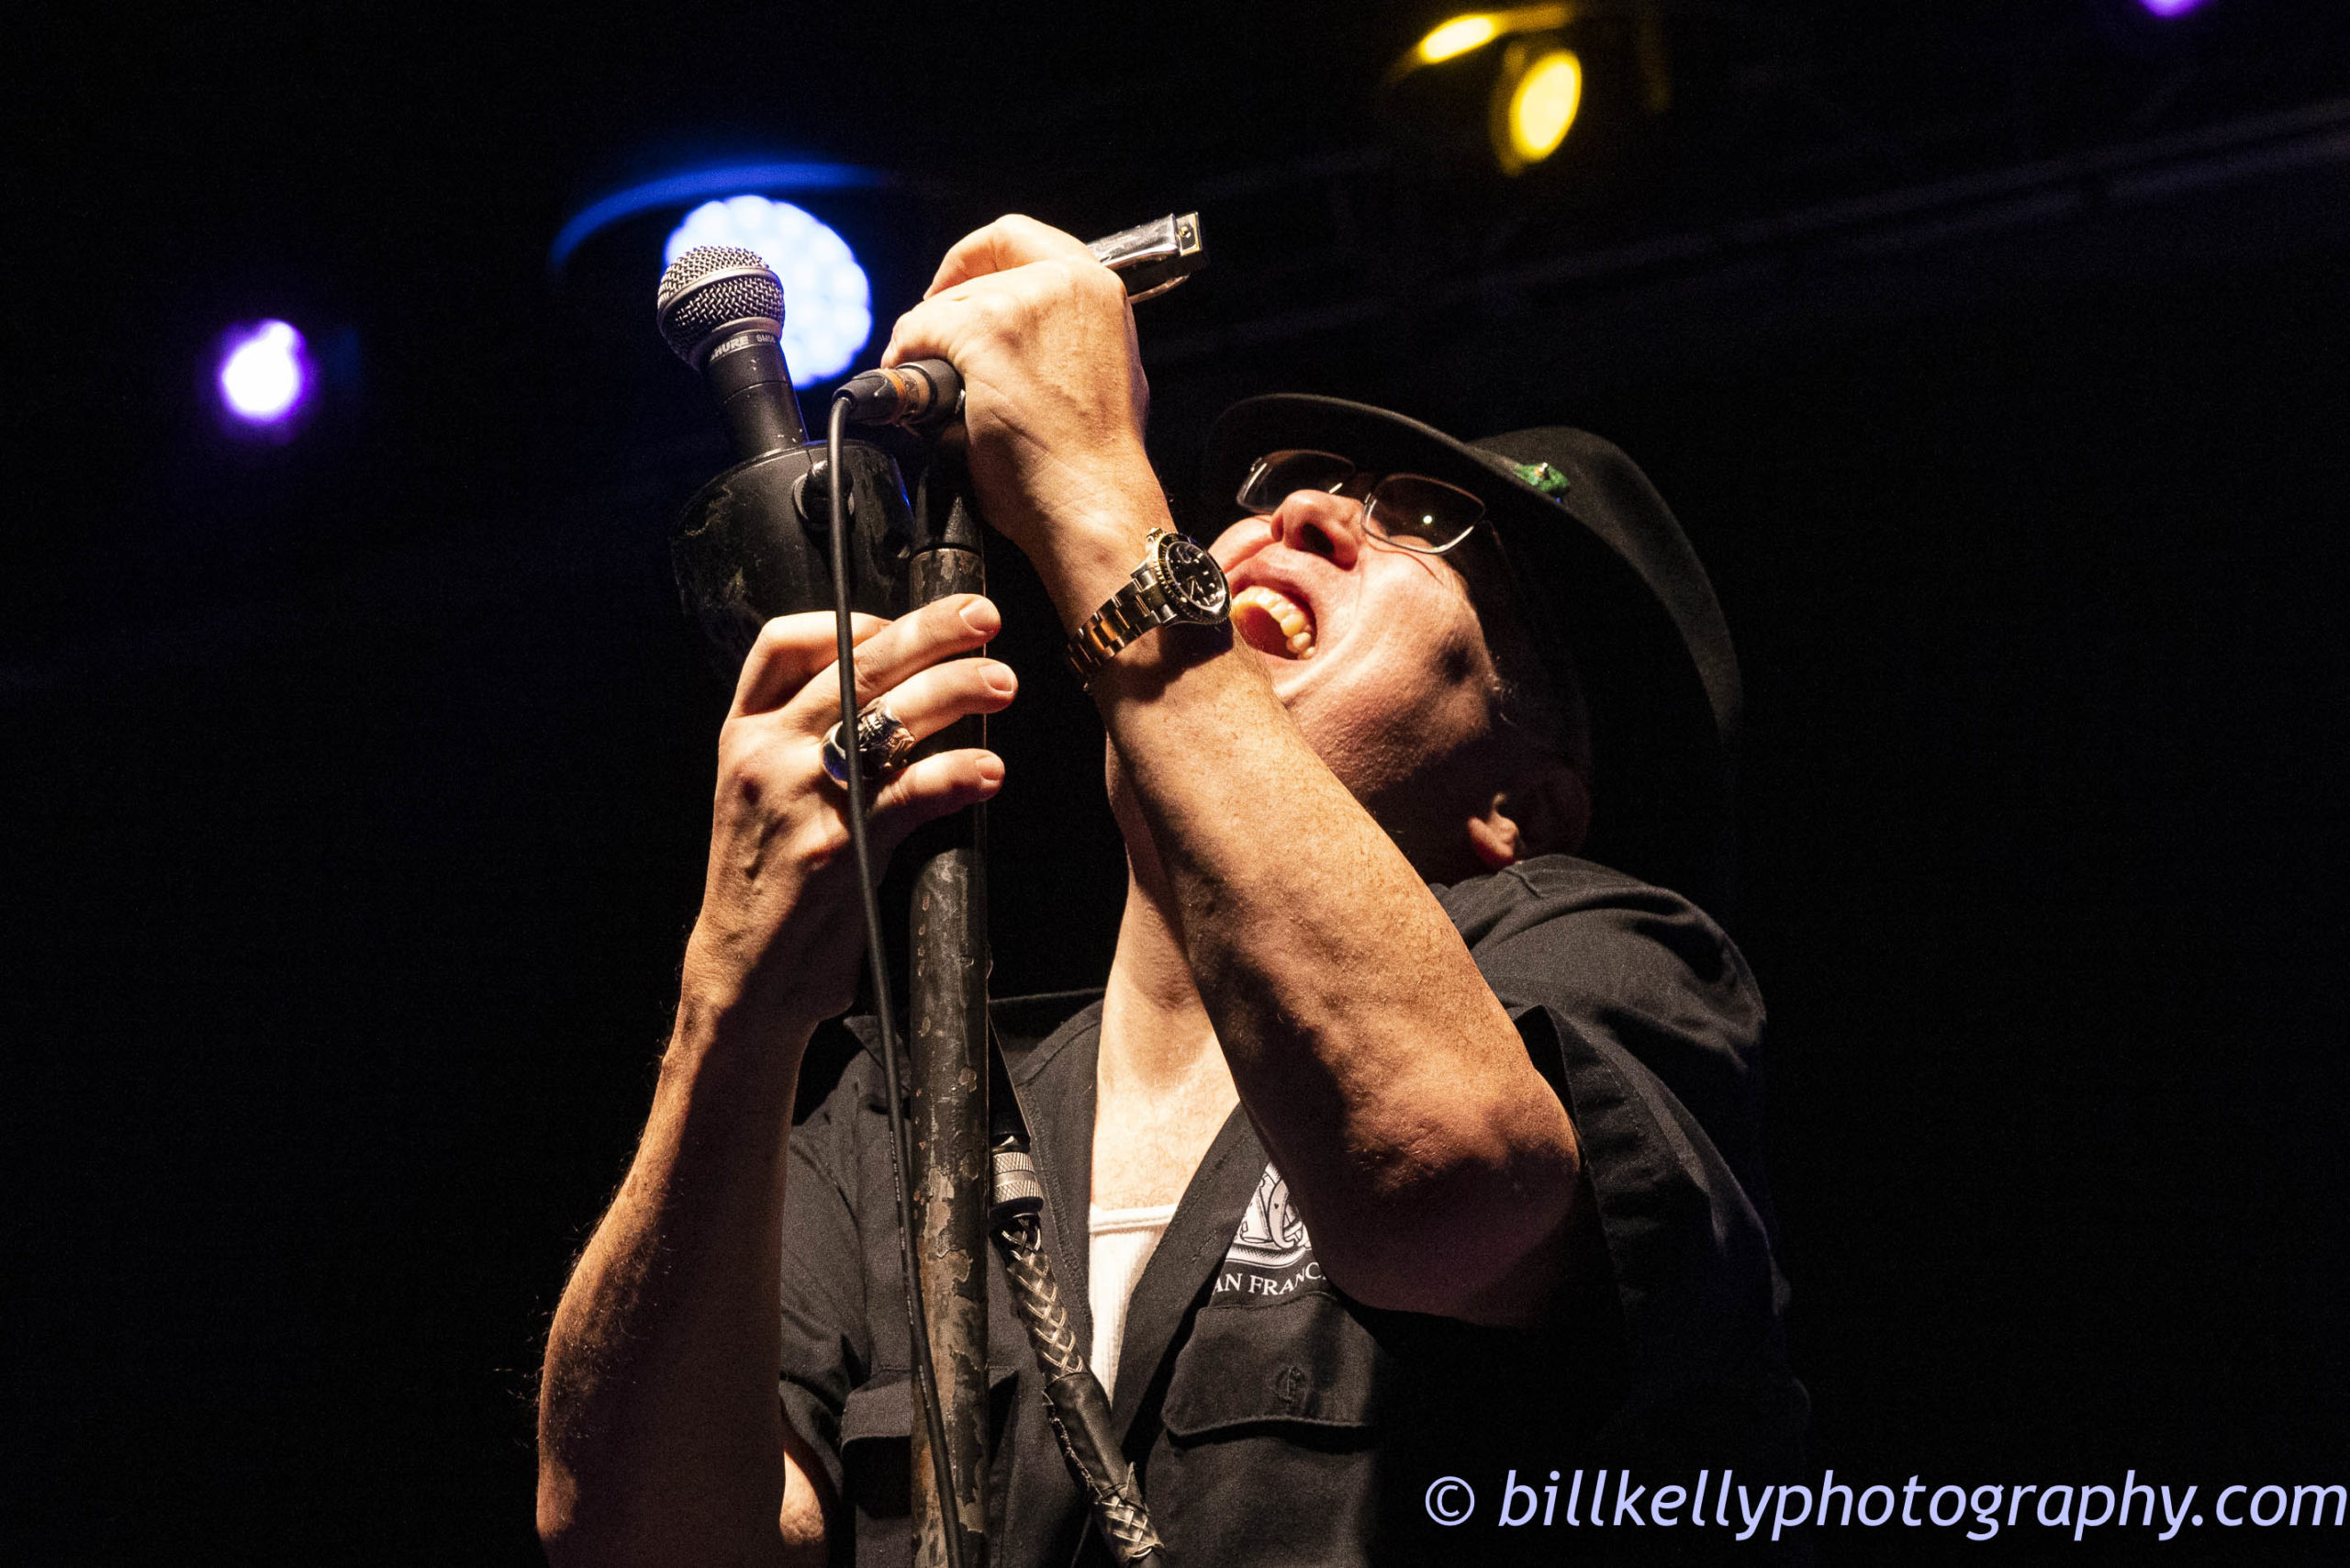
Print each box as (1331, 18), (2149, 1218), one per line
(218, 319), (311, 424)
(549, 161), (885, 271)
(662, 196), (871, 386)
(2138, 0), (2210, 14)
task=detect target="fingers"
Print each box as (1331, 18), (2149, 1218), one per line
(884, 270), (1031, 372)
(924, 214), (1094, 298)
(885, 253), (1127, 373)
(880, 288), (1001, 377)
(733, 596), (1000, 723)
(778, 593), (1002, 733)
(861, 654), (1018, 748)
(733, 610), (889, 719)
(841, 662), (1017, 847)
(796, 635), (1016, 846)
(865, 748), (1008, 847)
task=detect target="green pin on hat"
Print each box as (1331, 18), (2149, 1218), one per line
(1510, 460), (1574, 498)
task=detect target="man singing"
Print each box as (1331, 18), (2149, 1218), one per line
(538, 216), (1805, 1565)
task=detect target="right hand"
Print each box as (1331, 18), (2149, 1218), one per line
(880, 216), (1164, 626)
(680, 594), (1015, 1029)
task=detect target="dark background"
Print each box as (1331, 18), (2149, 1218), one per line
(7, 2), (2347, 1562)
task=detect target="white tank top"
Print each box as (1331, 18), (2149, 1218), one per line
(1087, 1200), (1180, 1399)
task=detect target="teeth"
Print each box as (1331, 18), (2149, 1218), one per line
(1231, 584), (1315, 658)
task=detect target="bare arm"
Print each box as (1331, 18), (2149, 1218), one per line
(536, 600), (1015, 1565)
(1092, 644), (1580, 1323)
(881, 218), (1580, 1325)
(537, 1002), (812, 1568)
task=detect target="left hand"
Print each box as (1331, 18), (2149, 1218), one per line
(681, 596), (1013, 1031)
(881, 215), (1167, 623)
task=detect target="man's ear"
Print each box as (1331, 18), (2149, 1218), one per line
(1465, 762), (1592, 870)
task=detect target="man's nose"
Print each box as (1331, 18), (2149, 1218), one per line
(1270, 487), (1368, 567)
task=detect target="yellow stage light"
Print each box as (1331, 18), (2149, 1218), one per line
(1499, 47), (1582, 172)
(1417, 14), (1501, 63)
(1395, 7), (1573, 78)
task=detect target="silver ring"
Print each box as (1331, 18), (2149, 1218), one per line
(821, 702), (916, 786)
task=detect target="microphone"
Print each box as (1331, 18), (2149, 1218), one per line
(655, 245), (809, 459)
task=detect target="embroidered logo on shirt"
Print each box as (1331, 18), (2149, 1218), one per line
(1231, 1164), (1312, 1266)
(1213, 1164), (1329, 1303)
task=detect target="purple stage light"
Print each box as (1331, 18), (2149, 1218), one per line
(2138, 0), (2209, 16)
(218, 319), (311, 424)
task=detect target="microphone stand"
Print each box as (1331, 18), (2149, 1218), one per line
(902, 432), (991, 1568)
(898, 214), (1204, 1566)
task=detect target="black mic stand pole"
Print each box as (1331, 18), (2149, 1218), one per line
(902, 431), (991, 1568)
(859, 213), (1206, 1566)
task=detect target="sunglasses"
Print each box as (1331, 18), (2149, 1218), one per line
(1235, 449), (1487, 556)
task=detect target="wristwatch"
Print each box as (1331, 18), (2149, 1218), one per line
(1065, 528), (1233, 685)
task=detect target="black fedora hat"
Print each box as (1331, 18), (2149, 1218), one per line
(1201, 394), (1741, 913)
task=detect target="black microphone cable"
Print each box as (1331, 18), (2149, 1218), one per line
(825, 391), (969, 1568)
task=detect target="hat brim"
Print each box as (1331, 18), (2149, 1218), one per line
(1201, 395), (1740, 907)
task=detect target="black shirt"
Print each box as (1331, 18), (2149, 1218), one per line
(777, 856), (1807, 1566)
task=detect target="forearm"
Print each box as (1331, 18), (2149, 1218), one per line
(1094, 635), (1578, 1314)
(537, 993), (811, 1567)
(532, 595), (1006, 1558)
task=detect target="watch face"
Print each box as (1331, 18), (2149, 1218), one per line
(1157, 535), (1231, 621)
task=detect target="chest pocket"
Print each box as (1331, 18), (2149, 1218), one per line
(1158, 1292), (1384, 1441)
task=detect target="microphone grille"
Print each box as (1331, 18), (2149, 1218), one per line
(655, 245), (786, 364)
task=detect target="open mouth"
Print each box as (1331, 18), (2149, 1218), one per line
(1231, 584), (1316, 659)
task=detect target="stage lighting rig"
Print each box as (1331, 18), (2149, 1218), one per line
(545, 159), (898, 390)
(1398, 6), (1572, 71)
(1494, 43), (1584, 174)
(1389, 4), (1669, 176)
